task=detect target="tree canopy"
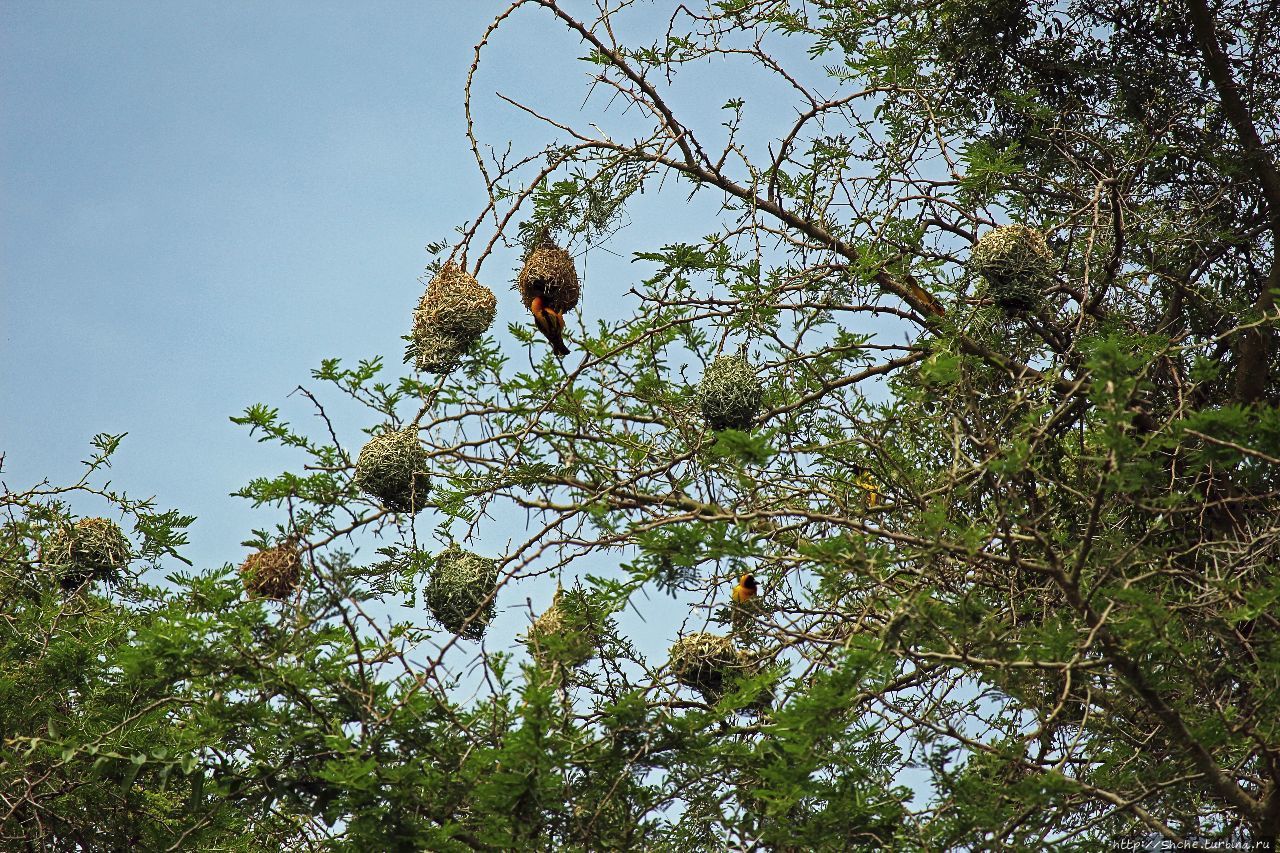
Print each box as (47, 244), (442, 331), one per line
(4, 0), (1280, 849)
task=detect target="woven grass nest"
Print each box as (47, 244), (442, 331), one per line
(240, 540), (302, 600)
(43, 517), (132, 590)
(354, 426), (432, 514)
(516, 242), (580, 314)
(424, 545), (499, 640)
(970, 224), (1057, 314)
(668, 632), (754, 701)
(696, 355), (764, 431)
(524, 586), (606, 669)
(410, 262), (497, 374)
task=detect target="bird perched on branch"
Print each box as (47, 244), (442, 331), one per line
(731, 573), (759, 604)
(730, 573), (763, 634)
(529, 294), (570, 356)
(905, 274), (945, 317)
(853, 466), (881, 509)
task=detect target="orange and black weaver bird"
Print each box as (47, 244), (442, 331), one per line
(731, 573), (759, 604)
(529, 294), (570, 356)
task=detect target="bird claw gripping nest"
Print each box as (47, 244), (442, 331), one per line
(517, 242), (580, 314)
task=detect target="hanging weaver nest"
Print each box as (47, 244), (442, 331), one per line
(43, 517), (132, 590)
(424, 545), (499, 640)
(516, 242), (580, 313)
(667, 632), (753, 701)
(409, 262), (497, 374)
(969, 224), (1057, 314)
(695, 355), (764, 431)
(354, 426), (432, 514)
(524, 586), (606, 669)
(240, 540), (302, 600)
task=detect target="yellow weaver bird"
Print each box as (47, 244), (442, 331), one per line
(853, 466), (881, 508)
(905, 275), (945, 317)
(731, 573), (759, 604)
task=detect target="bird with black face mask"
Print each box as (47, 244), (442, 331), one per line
(729, 573), (763, 635)
(731, 573), (759, 604)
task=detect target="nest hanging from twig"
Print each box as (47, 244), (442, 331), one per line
(240, 540), (303, 600)
(524, 586), (606, 669)
(668, 632), (747, 701)
(696, 355), (764, 431)
(970, 224), (1057, 314)
(409, 262), (497, 374)
(516, 242), (580, 313)
(424, 545), (499, 640)
(43, 517), (132, 590)
(354, 426), (432, 514)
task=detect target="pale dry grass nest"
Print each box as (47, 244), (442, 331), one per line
(409, 262), (497, 374)
(970, 224), (1057, 314)
(524, 586), (606, 669)
(695, 355), (764, 431)
(240, 540), (302, 600)
(668, 632), (749, 701)
(44, 517), (132, 590)
(516, 242), (580, 313)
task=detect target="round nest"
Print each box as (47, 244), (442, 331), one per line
(354, 426), (432, 514)
(424, 545), (499, 640)
(668, 632), (747, 701)
(411, 262), (497, 374)
(969, 224), (1056, 314)
(516, 243), (580, 314)
(44, 517), (132, 590)
(696, 355), (764, 431)
(240, 542), (302, 600)
(524, 587), (605, 669)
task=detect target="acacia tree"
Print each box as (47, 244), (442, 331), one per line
(4, 0), (1280, 849)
